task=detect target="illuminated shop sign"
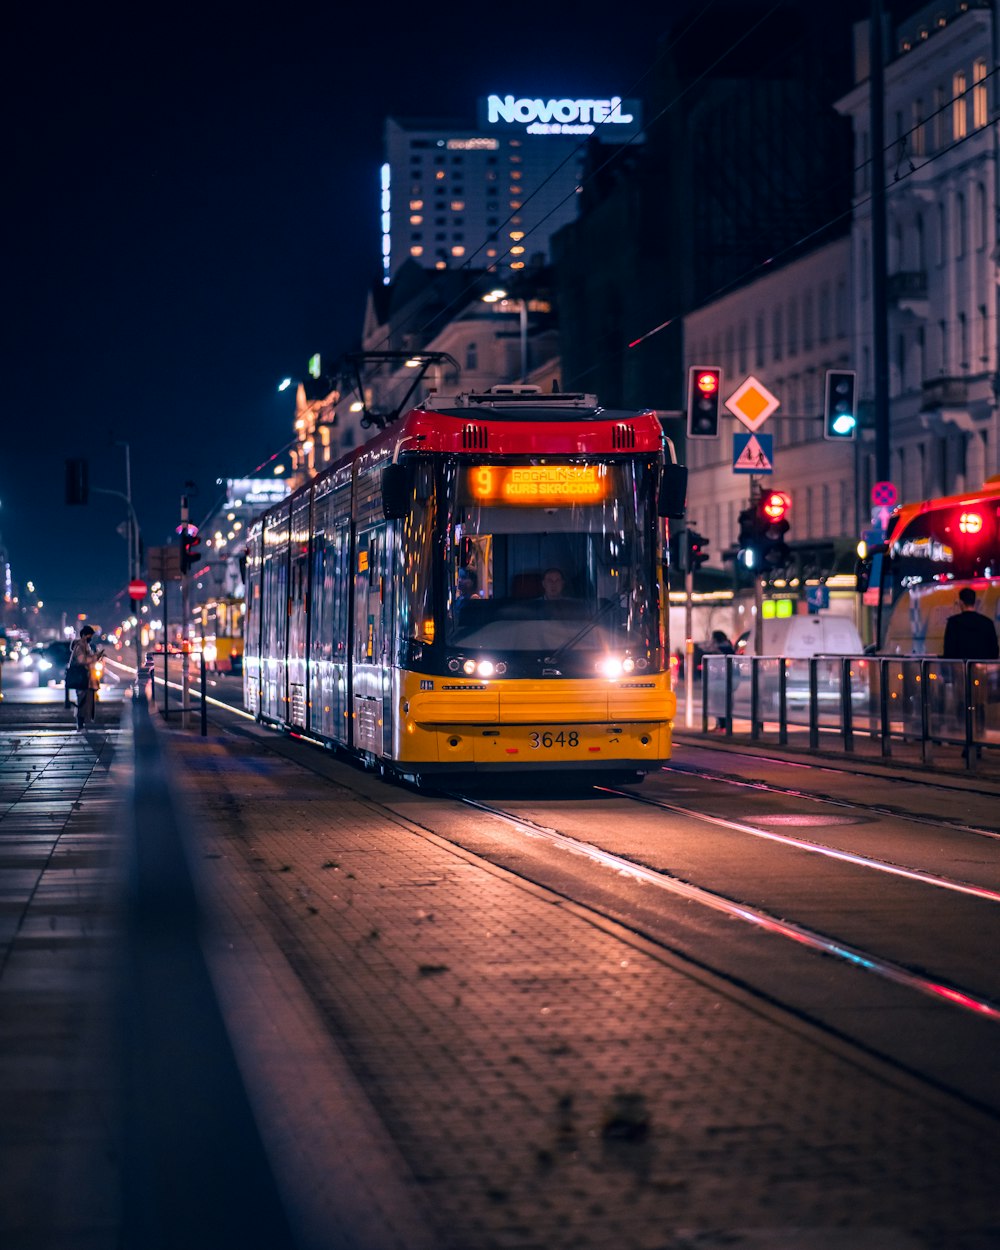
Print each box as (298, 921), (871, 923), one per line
(480, 94), (640, 138)
(467, 465), (608, 505)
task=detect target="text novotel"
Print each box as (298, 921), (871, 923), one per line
(486, 94), (634, 135)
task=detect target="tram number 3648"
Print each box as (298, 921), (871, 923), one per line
(530, 731), (581, 748)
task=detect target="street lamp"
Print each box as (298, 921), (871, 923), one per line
(482, 288), (528, 382)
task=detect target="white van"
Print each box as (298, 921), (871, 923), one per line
(731, 613), (866, 710)
(740, 613), (864, 658)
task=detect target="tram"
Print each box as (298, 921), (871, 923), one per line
(191, 596), (245, 673)
(866, 474), (1000, 654)
(243, 386), (687, 784)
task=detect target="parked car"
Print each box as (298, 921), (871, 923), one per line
(21, 640), (73, 687)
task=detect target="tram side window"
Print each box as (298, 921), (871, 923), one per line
(400, 463), (436, 644)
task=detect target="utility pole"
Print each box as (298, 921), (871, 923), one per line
(870, 0), (890, 483)
(180, 493), (191, 728)
(115, 440), (143, 688)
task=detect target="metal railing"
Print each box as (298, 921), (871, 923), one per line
(702, 654), (1000, 769)
(139, 647), (208, 736)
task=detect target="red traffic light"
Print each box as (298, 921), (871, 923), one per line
(695, 370), (720, 396)
(761, 490), (790, 523)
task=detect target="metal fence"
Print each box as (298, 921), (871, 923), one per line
(702, 653), (1000, 768)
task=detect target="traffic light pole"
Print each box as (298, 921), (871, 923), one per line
(750, 478), (765, 658)
(684, 561), (694, 729)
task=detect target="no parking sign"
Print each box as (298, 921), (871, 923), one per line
(871, 481), (897, 508)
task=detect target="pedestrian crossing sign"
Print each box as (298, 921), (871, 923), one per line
(732, 432), (773, 474)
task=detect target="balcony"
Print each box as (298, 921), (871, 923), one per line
(921, 376), (968, 410)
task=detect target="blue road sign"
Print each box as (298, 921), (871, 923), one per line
(732, 432), (773, 474)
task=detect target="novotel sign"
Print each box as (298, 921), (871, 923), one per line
(478, 94), (642, 140)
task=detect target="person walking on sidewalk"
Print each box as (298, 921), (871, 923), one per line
(942, 587), (999, 661)
(69, 625), (104, 730)
(707, 629), (735, 731)
(942, 588), (998, 758)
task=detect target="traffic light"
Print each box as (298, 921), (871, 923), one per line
(65, 458), (89, 505)
(686, 366), (722, 438)
(824, 370), (857, 440)
(757, 490), (792, 568)
(687, 529), (709, 571)
(179, 525), (201, 573)
(668, 528), (685, 571)
(737, 505), (761, 571)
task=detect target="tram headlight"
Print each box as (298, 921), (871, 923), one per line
(477, 660), (495, 678)
(596, 655), (636, 679)
(462, 659), (477, 675)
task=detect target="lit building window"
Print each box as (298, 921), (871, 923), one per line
(435, 260), (447, 269)
(509, 230), (525, 240)
(409, 199), (423, 209)
(450, 200), (465, 211)
(973, 59), (988, 129)
(953, 71), (967, 140)
(911, 98), (925, 156)
(409, 215), (423, 224)
(510, 245), (525, 255)
(510, 170), (522, 180)
(451, 245), (465, 256)
(486, 247), (497, 257)
(511, 261), (525, 270)
(435, 169), (446, 180)
(410, 245), (424, 256)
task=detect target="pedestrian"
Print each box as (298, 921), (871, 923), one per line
(942, 588), (998, 759)
(942, 587), (999, 660)
(707, 629), (735, 731)
(68, 625), (104, 731)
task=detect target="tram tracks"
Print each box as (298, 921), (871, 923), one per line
(205, 691), (1000, 1027)
(664, 757), (1000, 840)
(447, 787), (1000, 1024)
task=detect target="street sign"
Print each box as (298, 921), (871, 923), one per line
(732, 432), (773, 474)
(148, 544), (182, 581)
(871, 505), (892, 531)
(128, 579), (148, 600)
(871, 481), (897, 508)
(806, 585), (830, 612)
(724, 375), (780, 432)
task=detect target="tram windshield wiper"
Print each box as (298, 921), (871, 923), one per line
(543, 593), (627, 666)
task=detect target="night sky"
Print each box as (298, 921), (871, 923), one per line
(1, 1), (893, 626)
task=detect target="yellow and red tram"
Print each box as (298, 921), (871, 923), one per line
(244, 387), (687, 784)
(190, 596), (245, 673)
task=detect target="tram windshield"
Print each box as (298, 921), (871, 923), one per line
(442, 460), (660, 674)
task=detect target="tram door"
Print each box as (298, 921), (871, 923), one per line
(287, 493), (311, 729)
(352, 523), (391, 756)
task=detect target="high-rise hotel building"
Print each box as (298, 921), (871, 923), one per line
(381, 93), (642, 283)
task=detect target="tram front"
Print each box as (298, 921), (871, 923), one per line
(390, 402), (684, 782)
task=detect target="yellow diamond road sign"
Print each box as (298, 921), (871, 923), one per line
(725, 375), (780, 432)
